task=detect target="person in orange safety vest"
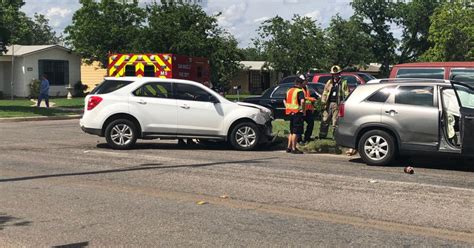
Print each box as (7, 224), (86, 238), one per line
(284, 75), (306, 154)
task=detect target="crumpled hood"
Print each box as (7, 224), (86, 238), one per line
(236, 102), (271, 113)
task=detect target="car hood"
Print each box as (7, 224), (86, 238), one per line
(237, 102), (270, 112)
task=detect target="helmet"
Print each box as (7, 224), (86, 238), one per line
(295, 74), (306, 84)
(330, 65), (342, 74)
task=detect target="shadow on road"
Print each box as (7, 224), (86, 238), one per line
(349, 156), (474, 172)
(96, 139), (286, 152)
(52, 241), (89, 248)
(0, 157), (276, 183)
(0, 213), (32, 230)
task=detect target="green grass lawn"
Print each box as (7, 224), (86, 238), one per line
(272, 119), (339, 153)
(0, 98), (83, 118)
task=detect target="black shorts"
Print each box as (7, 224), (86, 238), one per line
(290, 112), (304, 135)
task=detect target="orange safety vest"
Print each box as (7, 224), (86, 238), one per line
(285, 87), (304, 115)
(303, 86), (316, 112)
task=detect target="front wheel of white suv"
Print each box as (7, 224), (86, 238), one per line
(105, 119), (138, 150)
(358, 130), (396, 166)
(229, 122), (260, 151)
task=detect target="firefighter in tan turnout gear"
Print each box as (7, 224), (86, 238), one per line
(319, 65), (349, 139)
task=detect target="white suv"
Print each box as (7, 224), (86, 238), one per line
(80, 77), (273, 150)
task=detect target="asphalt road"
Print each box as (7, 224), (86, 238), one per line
(0, 119), (473, 247)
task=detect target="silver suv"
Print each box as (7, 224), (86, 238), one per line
(335, 79), (474, 166)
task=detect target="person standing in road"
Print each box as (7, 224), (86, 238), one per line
(319, 65), (349, 139)
(284, 75), (306, 154)
(299, 76), (317, 145)
(37, 74), (50, 108)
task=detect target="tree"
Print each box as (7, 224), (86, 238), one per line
(326, 14), (373, 69)
(30, 14), (61, 45)
(0, 3), (8, 53)
(138, 2), (243, 86)
(65, 0), (145, 65)
(0, 0), (60, 51)
(240, 47), (265, 61)
(255, 15), (327, 75)
(351, 0), (398, 77)
(394, 0), (444, 63)
(422, 2), (474, 61)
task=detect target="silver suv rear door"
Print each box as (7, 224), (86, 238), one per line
(382, 85), (439, 151)
(450, 81), (474, 156)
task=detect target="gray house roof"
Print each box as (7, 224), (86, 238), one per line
(3, 45), (71, 56)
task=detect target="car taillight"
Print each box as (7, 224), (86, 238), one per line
(338, 103), (345, 117)
(87, 96), (103, 111)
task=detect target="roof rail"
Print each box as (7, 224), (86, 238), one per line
(375, 78), (450, 83)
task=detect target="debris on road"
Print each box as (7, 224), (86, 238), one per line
(369, 179), (378, 183)
(219, 194), (229, 199)
(196, 201), (208, 205)
(404, 166), (415, 174)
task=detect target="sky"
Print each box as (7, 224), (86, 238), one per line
(21, 0), (359, 48)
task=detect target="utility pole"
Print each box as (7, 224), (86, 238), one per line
(10, 44), (14, 100)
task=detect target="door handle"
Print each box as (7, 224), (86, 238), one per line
(270, 99), (277, 103)
(138, 100), (147, 105)
(465, 116), (474, 120)
(180, 104), (190, 109)
(385, 110), (398, 115)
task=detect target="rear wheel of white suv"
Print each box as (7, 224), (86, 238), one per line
(358, 130), (396, 166)
(105, 119), (137, 150)
(229, 122), (260, 151)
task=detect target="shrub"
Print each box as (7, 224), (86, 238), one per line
(29, 79), (41, 99)
(73, 81), (88, 97)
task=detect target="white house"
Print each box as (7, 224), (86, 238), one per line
(0, 45), (81, 97)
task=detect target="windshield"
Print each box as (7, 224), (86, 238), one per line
(358, 73), (376, 82)
(452, 83), (474, 109)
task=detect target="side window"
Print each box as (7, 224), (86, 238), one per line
(395, 86), (434, 107)
(133, 82), (172, 98)
(317, 76), (331, 84)
(367, 86), (396, 103)
(342, 75), (358, 87)
(450, 69), (474, 87)
(176, 83), (214, 102)
(144, 65), (155, 77)
(125, 65), (135, 76)
(396, 68), (444, 79)
(271, 85), (291, 98)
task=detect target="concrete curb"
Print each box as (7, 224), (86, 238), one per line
(0, 115), (81, 123)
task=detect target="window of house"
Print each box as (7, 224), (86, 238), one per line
(38, 60), (69, 86)
(133, 82), (172, 98)
(396, 68), (444, 79)
(125, 65), (136, 76)
(394, 86), (434, 107)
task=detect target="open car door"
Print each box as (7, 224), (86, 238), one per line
(451, 81), (474, 156)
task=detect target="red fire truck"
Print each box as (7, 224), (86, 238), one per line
(107, 53), (210, 83)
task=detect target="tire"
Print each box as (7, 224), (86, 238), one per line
(358, 130), (396, 166)
(229, 122), (260, 151)
(105, 119), (138, 150)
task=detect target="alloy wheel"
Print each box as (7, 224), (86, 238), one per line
(110, 124), (133, 146)
(235, 126), (257, 148)
(363, 135), (389, 161)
